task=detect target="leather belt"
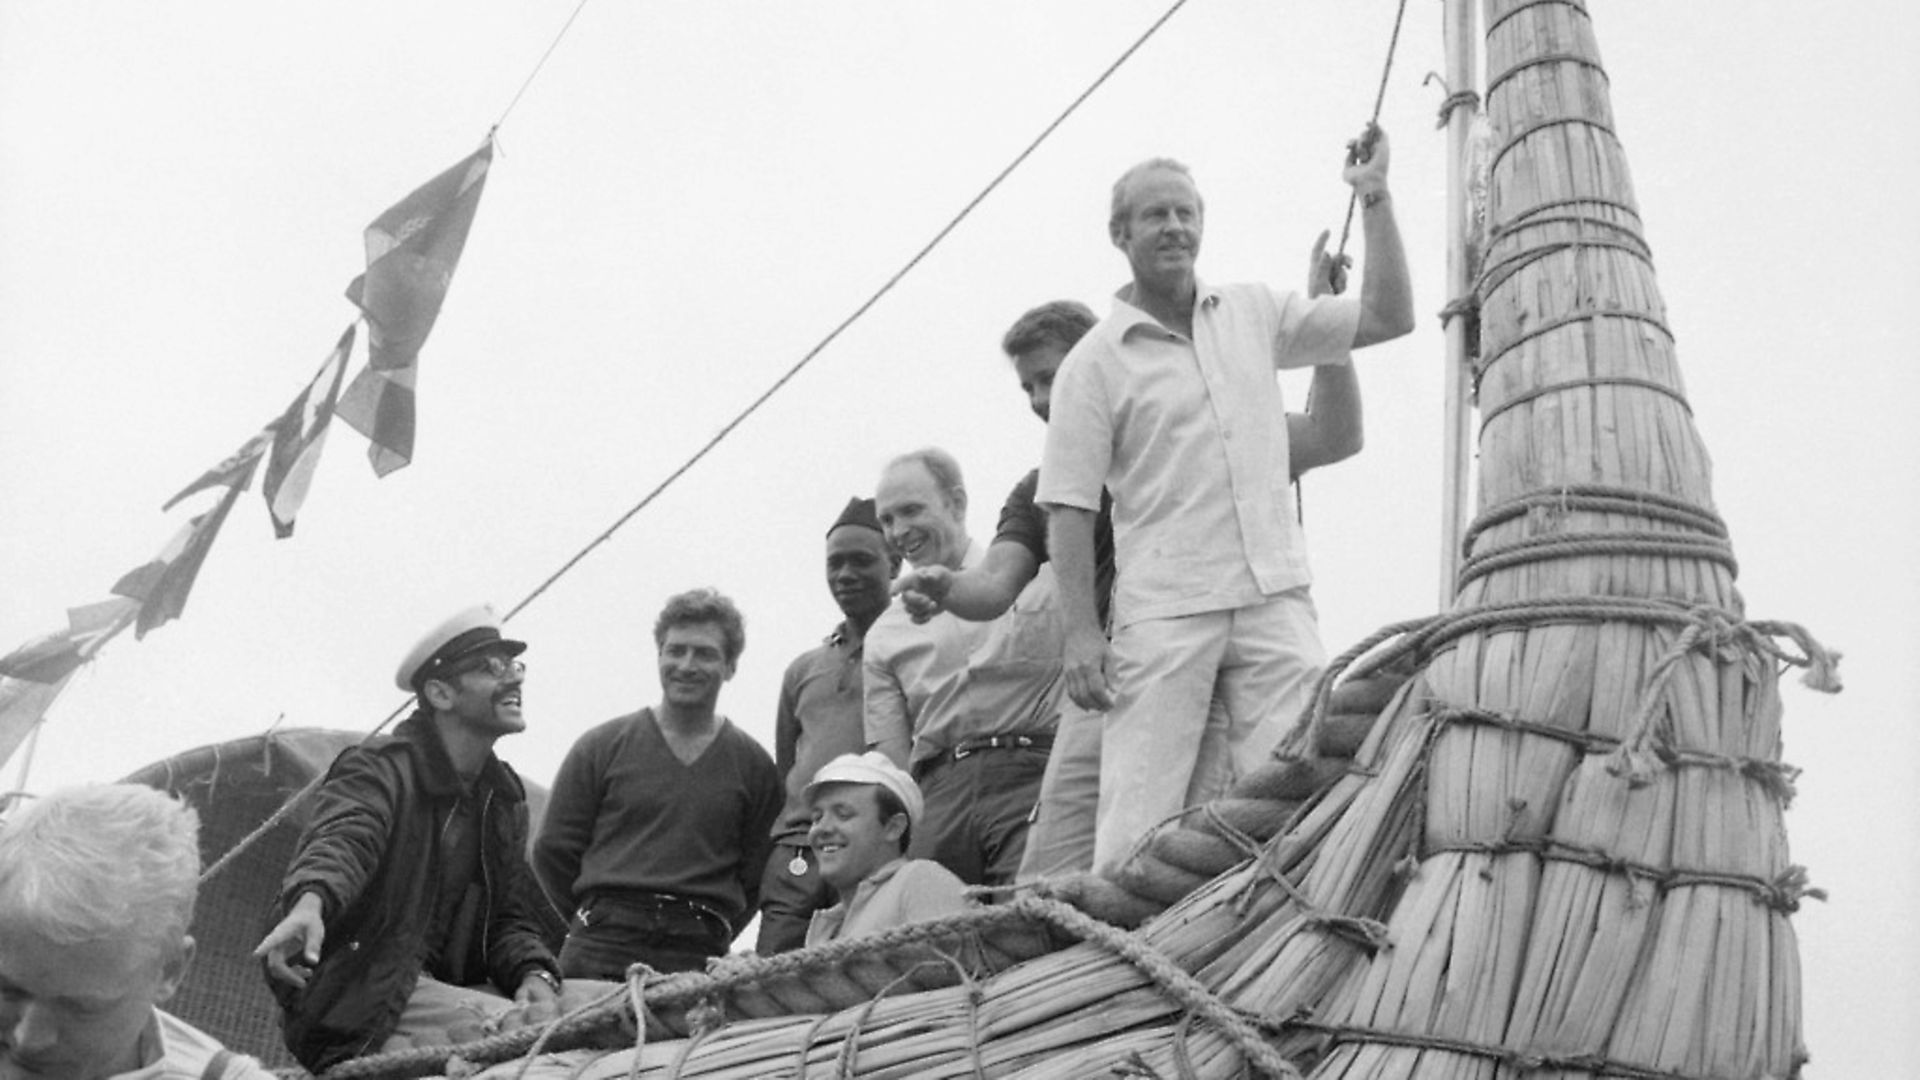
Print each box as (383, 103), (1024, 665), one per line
(915, 731), (1053, 778)
(579, 890), (731, 937)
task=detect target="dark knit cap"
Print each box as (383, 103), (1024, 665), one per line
(829, 496), (883, 537)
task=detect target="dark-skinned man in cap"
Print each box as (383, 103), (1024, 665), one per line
(255, 605), (605, 1069)
(755, 497), (901, 955)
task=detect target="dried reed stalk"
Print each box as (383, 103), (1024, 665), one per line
(386, 4), (1825, 1078)
(1304, 2), (1812, 1078)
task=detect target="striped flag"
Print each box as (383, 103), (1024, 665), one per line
(263, 324), (354, 537)
(338, 139), (495, 476)
(118, 438), (267, 638)
(0, 598), (139, 685)
(162, 429), (271, 513)
(0, 598), (140, 773)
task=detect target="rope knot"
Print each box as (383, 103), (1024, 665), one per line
(1304, 913), (1393, 953)
(1435, 88), (1481, 129)
(1768, 865), (1828, 913)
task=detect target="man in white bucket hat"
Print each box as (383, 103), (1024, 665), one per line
(802, 751), (969, 947)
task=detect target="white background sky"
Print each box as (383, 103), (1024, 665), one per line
(3, 2), (1914, 1074)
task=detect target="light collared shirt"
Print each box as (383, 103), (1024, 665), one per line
(1038, 281), (1359, 629)
(804, 857), (971, 947)
(771, 620), (870, 842)
(113, 1009), (276, 1080)
(864, 542), (1067, 765)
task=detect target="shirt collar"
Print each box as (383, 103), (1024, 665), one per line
(855, 857), (909, 893)
(110, 1010), (166, 1080)
(1109, 278), (1217, 338)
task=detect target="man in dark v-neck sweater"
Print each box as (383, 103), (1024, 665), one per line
(534, 589), (781, 976)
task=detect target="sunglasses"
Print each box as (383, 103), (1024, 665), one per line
(441, 654), (526, 681)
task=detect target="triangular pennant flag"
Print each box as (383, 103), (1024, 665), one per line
(0, 672), (73, 775)
(162, 430), (272, 512)
(111, 517), (198, 608)
(264, 324), (354, 537)
(336, 363), (417, 478)
(0, 598), (137, 684)
(338, 139), (494, 477)
(0, 632), (90, 685)
(117, 452), (262, 639)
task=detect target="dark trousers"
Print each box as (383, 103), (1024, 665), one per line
(911, 745), (1047, 887)
(558, 892), (733, 978)
(755, 841), (833, 955)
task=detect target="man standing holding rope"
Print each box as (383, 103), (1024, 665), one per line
(894, 251), (1364, 880)
(1039, 126), (1413, 873)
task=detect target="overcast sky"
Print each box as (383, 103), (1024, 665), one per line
(3, 2), (1915, 1074)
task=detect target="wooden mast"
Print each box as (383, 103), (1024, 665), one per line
(1438, 0), (1478, 605)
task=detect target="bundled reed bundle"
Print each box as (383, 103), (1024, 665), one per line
(1288, 2), (1837, 1078)
(335, 5), (1841, 1078)
(331, 899), (1299, 1080)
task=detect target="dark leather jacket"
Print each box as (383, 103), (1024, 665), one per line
(266, 711), (560, 1069)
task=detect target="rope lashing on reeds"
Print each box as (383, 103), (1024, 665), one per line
(1490, 196), (1647, 243)
(1075, 753), (1383, 923)
(1464, 485), (1727, 554)
(1482, 51), (1610, 104)
(317, 897), (1303, 1080)
(1303, 599), (1840, 698)
(1476, 205), (1653, 293)
(1605, 606), (1842, 787)
(1434, 707), (1802, 805)
(1091, 787), (1393, 954)
(1410, 836), (1825, 916)
(1455, 531), (1738, 591)
(1484, 0), (1592, 41)
(1475, 307), (1676, 387)
(1482, 116), (1619, 207)
(1295, 1019), (1799, 1080)
(1479, 375), (1693, 432)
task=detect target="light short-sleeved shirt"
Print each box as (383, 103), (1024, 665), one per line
(1038, 282), (1359, 629)
(770, 621), (869, 843)
(864, 541), (1067, 765)
(804, 858), (971, 947)
(114, 1009), (277, 1080)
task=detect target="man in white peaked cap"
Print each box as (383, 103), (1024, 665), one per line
(255, 605), (598, 1069)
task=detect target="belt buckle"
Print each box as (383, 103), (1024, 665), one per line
(952, 745), (973, 761)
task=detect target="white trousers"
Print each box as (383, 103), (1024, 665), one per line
(1092, 589), (1325, 874)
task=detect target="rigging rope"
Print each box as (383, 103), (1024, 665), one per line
(493, 0), (596, 135)
(497, 0), (1195, 625)
(1334, 0), (1414, 259)
(199, 0), (1197, 885)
